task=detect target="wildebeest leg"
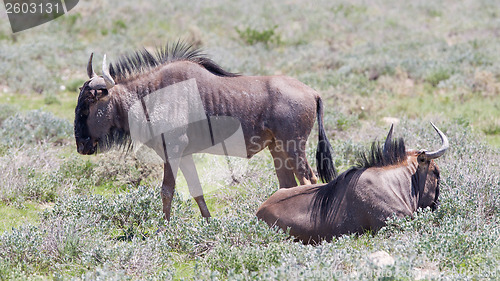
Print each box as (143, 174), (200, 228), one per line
(269, 142), (297, 188)
(284, 141), (316, 185)
(179, 155), (211, 219)
(161, 160), (176, 221)
(306, 163), (318, 184)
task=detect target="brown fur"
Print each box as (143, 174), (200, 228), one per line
(256, 126), (446, 244)
(75, 43), (336, 220)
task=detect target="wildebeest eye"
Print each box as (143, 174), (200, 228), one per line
(93, 89), (108, 100)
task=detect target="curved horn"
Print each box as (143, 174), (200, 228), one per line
(102, 54), (115, 89)
(423, 122), (449, 159)
(383, 123), (394, 155)
(87, 53), (96, 79)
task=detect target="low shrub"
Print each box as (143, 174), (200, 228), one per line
(0, 104), (17, 126)
(0, 110), (72, 147)
(235, 25), (281, 46)
(425, 68), (452, 87)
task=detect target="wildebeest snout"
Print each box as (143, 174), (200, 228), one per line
(76, 137), (95, 155)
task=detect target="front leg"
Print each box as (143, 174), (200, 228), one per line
(161, 161), (176, 221)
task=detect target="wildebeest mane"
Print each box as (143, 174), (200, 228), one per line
(355, 138), (407, 169)
(109, 41), (239, 83)
(95, 127), (133, 155)
(311, 138), (407, 224)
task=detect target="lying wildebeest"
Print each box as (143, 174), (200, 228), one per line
(74, 42), (336, 220)
(257, 123), (448, 244)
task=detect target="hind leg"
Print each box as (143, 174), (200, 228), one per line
(306, 162), (318, 184)
(269, 141), (297, 188)
(180, 155), (211, 218)
(283, 139), (317, 185)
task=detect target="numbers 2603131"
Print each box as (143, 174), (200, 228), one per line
(5, 2), (60, 14)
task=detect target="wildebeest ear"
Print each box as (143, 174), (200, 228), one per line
(417, 150), (428, 163)
(383, 124), (394, 156)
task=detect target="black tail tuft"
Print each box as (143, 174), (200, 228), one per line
(315, 98), (337, 183)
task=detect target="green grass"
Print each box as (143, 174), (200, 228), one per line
(0, 202), (45, 232)
(0, 92), (77, 121)
(92, 182), (129, 197)
(235, 25), (281, 46)
(485, 135), (500, 147)
(384, 85), (500, 140)
(172, 260), (196, 279)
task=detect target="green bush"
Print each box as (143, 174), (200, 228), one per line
(112, 20), (128, 34)
(23, 172), (59, 202)
(425, 68), (452, 87)
(0, 104), (17, 126)
(235, 25), (281, 46)
(64, 78), (87, 93)
(43, 93), (61, 105)
(0, 110), (72, 147)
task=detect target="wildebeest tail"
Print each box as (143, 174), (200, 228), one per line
(315, 98), (337, 183)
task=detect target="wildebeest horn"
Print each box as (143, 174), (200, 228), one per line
(423, 122), (449, 159)
(383, 124), (394, 155)
(102, 54), (115, 89)
(87, 53), (96, 79)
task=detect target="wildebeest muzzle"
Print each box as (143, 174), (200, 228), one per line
(76, 137), (96, 155)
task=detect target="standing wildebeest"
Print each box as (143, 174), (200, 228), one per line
(257, 123), (448, 244)
(74, 42), (336, 220)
